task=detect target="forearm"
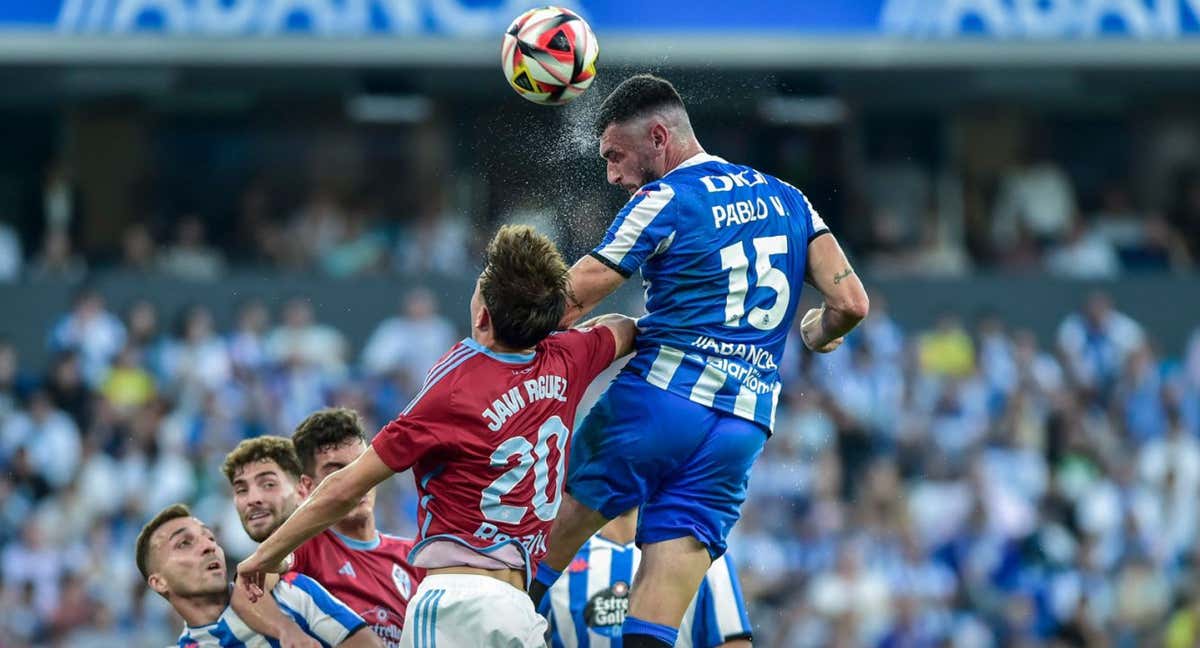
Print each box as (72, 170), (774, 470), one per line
(256, 472), (363, 566)
(561, 255), (626, 328)
(819, 300), (866, 340)
(341, 628), (385, 648)
(231, 573), (293, 636)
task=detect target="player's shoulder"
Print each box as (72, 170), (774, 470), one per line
(379, 533), (418, 554)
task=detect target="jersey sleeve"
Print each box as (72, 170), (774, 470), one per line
(781, 180), (830, 243)
(690, 554), (753, 647)
(552, 327), (618, 387)
(272, 572), (367, 646)
(591, 183), (677, 277)
(372, 388), (453, 473)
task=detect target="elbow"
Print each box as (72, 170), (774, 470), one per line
(834, 291), (870, 324)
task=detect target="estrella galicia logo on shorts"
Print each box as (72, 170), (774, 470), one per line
(392, 563), (411, 599)
(584, 581), (630, 638)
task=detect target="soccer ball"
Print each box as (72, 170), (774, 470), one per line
(501, 6), (599, 106)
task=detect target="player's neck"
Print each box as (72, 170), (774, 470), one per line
(333, 515), (379, 544)
(174, 590), (230, 628)
(472, 331), (535, 357)
(664, 141), (705, 174)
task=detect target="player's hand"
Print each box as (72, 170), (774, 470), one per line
(800, 306), (844, 353)
(237, 551), (293, 603)
(277, 621), (321, 648)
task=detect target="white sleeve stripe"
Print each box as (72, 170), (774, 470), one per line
(596, 185), (675, 266)
(706, 555), (748, 637)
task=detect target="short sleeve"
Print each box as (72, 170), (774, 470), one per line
(273, 573), (367, 645)
(372, 390), (452, 473)
(690, 554), (753, 647)
(782, 180), (829, 243)
(591, 183), (677, 277)
(550, 327), (617, 387)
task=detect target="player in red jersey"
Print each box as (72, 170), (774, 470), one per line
(238, 225), (636, 647)
(289, 407), (424, 647)
(221, 422), (420, 647)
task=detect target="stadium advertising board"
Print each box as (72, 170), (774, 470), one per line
(2, 0), (1200, 39)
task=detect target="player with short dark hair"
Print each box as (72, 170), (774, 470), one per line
(222, 423), (422, 647)
(237, 225), (638, 648)
(529, 74), (870, 648)
(135, 503), (379, 647)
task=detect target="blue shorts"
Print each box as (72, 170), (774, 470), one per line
(566, 374), (767, 558)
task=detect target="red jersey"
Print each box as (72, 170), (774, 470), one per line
(291, 529), (424, 647)
(371, 330), (617, 583)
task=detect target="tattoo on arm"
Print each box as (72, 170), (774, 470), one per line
(833, 268), (854, 285)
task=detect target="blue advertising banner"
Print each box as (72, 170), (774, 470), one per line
(1, 0), (1199, 39)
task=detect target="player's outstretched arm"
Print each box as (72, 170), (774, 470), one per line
(577, 312), (638, 360)
(237, 448), (394, 600)
(801, 234), (869, 353)
(230, 573), (320, 648)
(561, 255), (627, 328)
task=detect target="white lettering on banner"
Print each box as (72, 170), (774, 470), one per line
(56, 0), (581, 36)
(881, 0), (1200, 38)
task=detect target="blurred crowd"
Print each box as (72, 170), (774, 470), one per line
(0, 280), (1198, 647)
(4, 113), (1200, 284)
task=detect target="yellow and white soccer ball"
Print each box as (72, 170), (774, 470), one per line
(501, 6), (599, 105)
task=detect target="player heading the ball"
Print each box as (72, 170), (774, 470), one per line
(237, 225), (637, 648)
(528, 74), (870, 648)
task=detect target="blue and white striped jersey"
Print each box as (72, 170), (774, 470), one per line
(591, 153), (828, 432)
(541, 535), (752, 648)
(177, 573), (367, 648)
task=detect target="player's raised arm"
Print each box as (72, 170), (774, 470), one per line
(562, 255), (627, 327)
(237, 448), (394, 600)
(801, 233), (870, 352)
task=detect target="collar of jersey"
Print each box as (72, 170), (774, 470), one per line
(461, 337), (535, 364)
(331, 529), (381, 551)
(666, 152), (727, 176)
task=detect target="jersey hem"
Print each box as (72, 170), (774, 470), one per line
(808, 228), (831, 243)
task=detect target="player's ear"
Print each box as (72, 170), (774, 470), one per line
(147, 573), (170, 597)
(475, 304), (491, 332)
(298, 475), (314, 497)
(649, 121), (669, 151)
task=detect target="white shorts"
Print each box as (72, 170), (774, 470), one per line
(401, 574), (548, 648)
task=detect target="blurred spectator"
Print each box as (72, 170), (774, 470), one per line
(124, 298), (161, 350)
(918, 313), (975, 378)
(0, 217), (22, 281)
(991, 137), (1077, 253)
(157, 214), (226, 280)
(264, 297), (347, 374)
(29, 230), (87, 282)
(320, 202), (387, 277)
(2, 390), (81, 490)
(863, 134), (931, 255)
(394, 192), (471, 275)
(157, 305), (231, 408)
(1056, 293), (1145, 400)
(289, 188), (346, 267)
(120, 222), (157, 273)
(361, 289), (457, 386)
(228, 298), (270, 372)
(99, 347), (156, 415)
(45, 351), (90, 430)
(48, 288), (125, 386)
(0, 340), (24, 423)
(1044, 215), (1121, 279)
(809, 540), (893, 644)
